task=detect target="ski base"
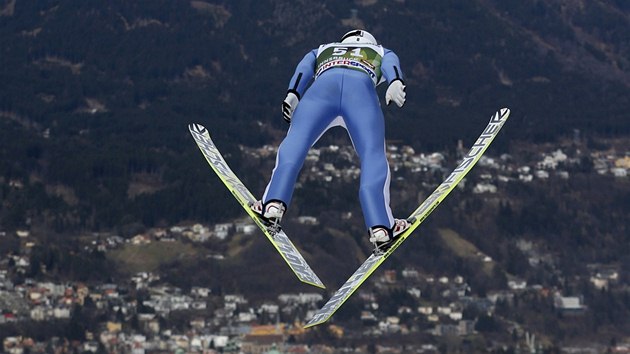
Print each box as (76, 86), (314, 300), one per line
(305, 107), (510, 327)
(189, 124), (325, 289)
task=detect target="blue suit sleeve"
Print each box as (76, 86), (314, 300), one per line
(287, 49), (317, 99)
(381, 49), (404, 85)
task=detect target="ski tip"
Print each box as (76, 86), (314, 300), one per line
(188, 123), (207, 135)
(490, 108), (510, 124)
(499, 107), (510, 119)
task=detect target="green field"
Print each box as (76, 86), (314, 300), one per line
(108, 240), (200, 274)
(438, 228), (496, 276)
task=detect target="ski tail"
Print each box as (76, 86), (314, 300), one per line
(304, 108), (510, 328)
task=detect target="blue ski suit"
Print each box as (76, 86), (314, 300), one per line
(263, 42), (404, 231)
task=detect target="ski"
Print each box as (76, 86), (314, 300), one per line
(305, 108), (510, 327)
(188, 124), (325, 289)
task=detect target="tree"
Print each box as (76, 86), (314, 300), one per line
(475, 314), (500, 333)
(65, 305), (87, 341)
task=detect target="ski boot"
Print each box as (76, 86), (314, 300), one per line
(369, 219), (410, 255)
(250, 199), (286, 235)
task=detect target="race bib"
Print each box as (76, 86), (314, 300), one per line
(315, 43), (384, 85)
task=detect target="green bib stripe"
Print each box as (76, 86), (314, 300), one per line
(315, 44), (385, 85)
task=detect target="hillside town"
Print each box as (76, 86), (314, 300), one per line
(1, 140), (629, 353)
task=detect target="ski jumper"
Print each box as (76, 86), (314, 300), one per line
(263, 42), (404, 230)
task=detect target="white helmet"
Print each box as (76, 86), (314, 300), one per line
(340, 29), (377, 45)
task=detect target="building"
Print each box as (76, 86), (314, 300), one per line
(553, 294), (586, 315)
(240, 334), (284, 354)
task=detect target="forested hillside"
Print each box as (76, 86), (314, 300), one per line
(1, 0), (628, 232)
